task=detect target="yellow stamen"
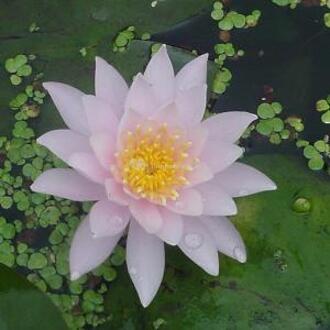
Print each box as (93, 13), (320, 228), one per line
(113, 123), (195, 205)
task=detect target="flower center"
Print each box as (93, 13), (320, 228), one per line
(113, 123), (197, 205)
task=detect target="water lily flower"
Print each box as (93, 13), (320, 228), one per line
(31, 45), (276, 307)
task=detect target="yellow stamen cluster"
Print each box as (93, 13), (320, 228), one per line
(114, 123), (196, 205)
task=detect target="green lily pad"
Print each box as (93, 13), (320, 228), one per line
(0, 264), (68, 329)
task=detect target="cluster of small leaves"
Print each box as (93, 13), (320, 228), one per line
(113, 26), (137, 52)
(210, 2), (261, 95)
(271, 0), (301, 9)
(244, 100), (329, 172)
(4, 54), (33, 86)
(211, 2), (261, 31)
(112, 26), (151, 53)
(254, 102), (295, 145)
(0, 60), (126, 329)
(296, 137), (329, 170)
(316, 97), (330, 124)
(212, 43), (243, 94)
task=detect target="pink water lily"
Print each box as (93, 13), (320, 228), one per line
(31, 45), (276, 307)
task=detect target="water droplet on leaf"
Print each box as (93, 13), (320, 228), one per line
(292, 197), (311, 213)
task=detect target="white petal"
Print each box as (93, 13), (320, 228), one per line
(89, 200), (130, 238)
(166, 188), (203, 216)
(31, 169), (105, 201)
(197, 182), (237, 216)
(214, 162), (277, 197)
(89, 133), (116, 170)
(125, 73), (158, 117)
(37, 129), (91, 163)
(200, 141), (243, 174)
(156, 208), (183, 245)
(179, 216), (219, 275)
(70, 216), (122, 280)
(82, 95), (119, 134)
(201, 216), (246, 263)
(126, 220), (165, 307)
(176, 54), (208, 91)
(202, 111), (257, 143)
(95, 57), (128, 118)
(43, 82), (89, 135)
(128, 199), (163, 234)
(68, 152), (109, 184)
(144, 45), (175, 104)
(175, 84), (207, 126)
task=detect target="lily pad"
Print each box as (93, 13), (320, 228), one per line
(0, 264), (68, 330)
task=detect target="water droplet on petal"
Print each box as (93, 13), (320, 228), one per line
(184, 233), (203, 249)
(233, 246), (246, 263)
(111, 215), (123, 227)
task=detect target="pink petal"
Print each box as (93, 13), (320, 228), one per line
(95, 57), (128, 118)
(176, 54), (208, 91)
(179, 216), (219, 275)
(197, 182), (237, 216)
(201, 216), (246, 263)
(126, 220), (165, 307)
(68, 152), (109, 185)
(200, 141), (243, 174)
(144, 45), (175, 104)
(125, 73), (158, 117)
(166, 188), (203, 216)
(175, 84), (207, 126)
(117, 109), (144, 148)
(202, 111), (257, 143)
(69, 216), (122, 280)
(89, 133), (116, 170)
(214, 162), (277, 197)
(185, 125), (208, 157)
(82, 95), (119, 135)
(31, 169), (105, 201)
(129, 199), (163, 234)
(89, 200), (130, 238)
(37, 129), (91, 163)
(43, 82), (89, 135)
(151, 102), (180, 128)
(186, 162), (213, 187)
(156, 208), (183, 246)
(105, 179), (130, 206)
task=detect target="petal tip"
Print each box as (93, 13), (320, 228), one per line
(30, 182), (37, 192)
(70, 271), (81, 281)
(233, 246), (246, 263)
(42, 81), (54, 91)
